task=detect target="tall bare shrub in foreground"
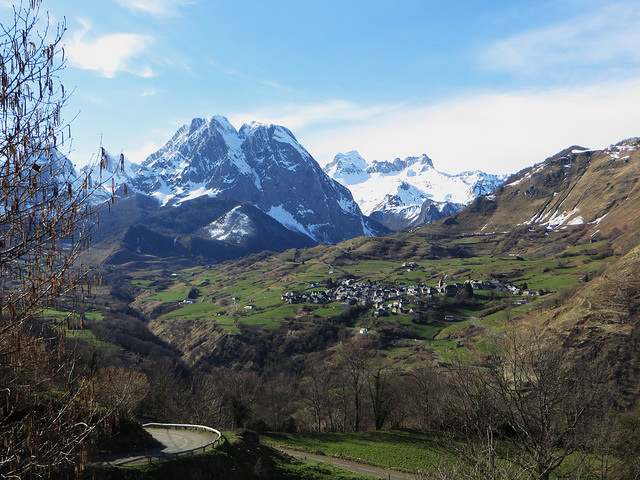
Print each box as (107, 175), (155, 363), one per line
(443, 329), (607, 480)
(0, 2), (115, 478)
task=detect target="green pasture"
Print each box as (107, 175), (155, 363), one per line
(241, 305), (298, 322)
(382, 315), (442, 340)
(83, 311), (104, 322)
(163, 301), (222, 320)
(483, 299), (541, 323)
(144, 283), (193, 303)
(65, 329), (120, 354)
(263, 429), (612, 479)
(213, 316), (241, 334)
(131, 279), (157, 289)
(311, 304), (344, 316)
(262, 430), (449, 474)
(240, 316), (283, 330)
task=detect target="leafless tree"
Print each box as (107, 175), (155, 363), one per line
(222, 370), (261, 428)
(143, 357), (185, 422)
(184, 372), (227, 427)
(404, 364), (446, 430)
(443, 359), (504, 480)
(486, 329), (606, 480)
(368, 364), (394, 430)
(335, 337), (374, 432)
(299, 361), (346, 432)
(93, 366), (149, 417)
(257, 373), (298, 430)
(0, 2), (118, 477)
(444, 328), (607, 480)
(299, 363), (330, 432)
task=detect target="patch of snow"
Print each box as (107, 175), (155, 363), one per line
(329, 152), (505, 219)
(361, 217), (377, 236)
(272, 127), (312, 161)
(151, 191), (175, 206)
(544, 208), (583, 227)
(208, 206), (253, 244)
(267, 205), (313, 238)
(325, 151), (370, 186)
(590, 213), (608, 225)
(507, 163), (545, 187)
(307, 223), (333, 243)
(175, 186), (221, 205)
(523, 205), (585, 228)
(605, 141), (638, 160)
(296, 205), (314, 217)
(338, 194), (359, 215)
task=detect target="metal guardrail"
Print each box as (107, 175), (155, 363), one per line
(138, 423), (223, 463)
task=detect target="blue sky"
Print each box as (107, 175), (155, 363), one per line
(7, 0), (640, 174)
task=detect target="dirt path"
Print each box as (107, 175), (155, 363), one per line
(276, 446), (417, 480)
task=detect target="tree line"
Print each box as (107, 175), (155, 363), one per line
(129, 328), (638, 480)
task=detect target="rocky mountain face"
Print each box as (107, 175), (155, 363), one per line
(324, 151), (506, 231)
(97, 194), (316, 265)
(127, 116), (387, 245)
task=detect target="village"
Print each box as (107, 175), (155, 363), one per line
(281, 267), (542, 319)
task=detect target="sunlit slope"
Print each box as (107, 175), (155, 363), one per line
(417, 139), (640, 253)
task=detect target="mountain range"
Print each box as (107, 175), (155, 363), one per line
(324, 151), (506, 230)
(80, 115), (503, 264)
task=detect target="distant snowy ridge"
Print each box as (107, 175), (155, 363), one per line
(325, 150), (507, 230)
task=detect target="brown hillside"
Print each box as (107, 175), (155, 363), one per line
(515, 243), (640, 405)
(418, 138), (640, 254)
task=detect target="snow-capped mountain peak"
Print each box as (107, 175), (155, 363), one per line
(125, 115), (387, 243)
(325, 151), (506, 230)
(324, 150), (370, 185)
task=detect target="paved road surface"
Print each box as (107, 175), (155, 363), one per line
(276, 447), (417, 480)
(102, 427), (218, 465)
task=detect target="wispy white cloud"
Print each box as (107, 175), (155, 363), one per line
(251, 78), (640, 175)
(483, 1), (640, 76)
(112, 0), (193, 18)
(138, 87), (158, 97)
(229, 100), (403, 131)
(66, 20), (155, 78)
(209, 61), (288, 91)
(124, 140), (162, 165)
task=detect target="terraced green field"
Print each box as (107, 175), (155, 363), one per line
(131, 241), (613, 351)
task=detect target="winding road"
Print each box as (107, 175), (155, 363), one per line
(102, 425), (220, 466)
(103, 425), (416, 479)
